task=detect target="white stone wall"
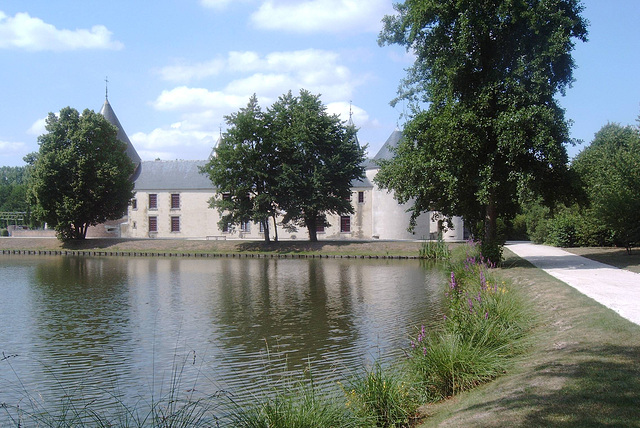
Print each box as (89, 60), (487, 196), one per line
(125, 177), (463, 241)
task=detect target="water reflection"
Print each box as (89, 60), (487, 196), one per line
(0, 255), (444, 420)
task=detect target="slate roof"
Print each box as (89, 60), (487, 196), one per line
(100, 99), (141, 167)
(372, 129), (402, 162)
(133, 160), (214, 191)
(350, 174), (373, 188)
(363, 128), (403, 170)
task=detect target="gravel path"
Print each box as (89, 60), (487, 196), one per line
(507, 242), (640, 326)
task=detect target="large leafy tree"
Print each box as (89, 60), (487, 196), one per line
(376, 0), (588, 261)
(28, 107), (135, 240)
(572, 123), (640, 252)
(270, 90), (366, 241)
(202, 90), (366, 242)
(201, 95), (280, 242)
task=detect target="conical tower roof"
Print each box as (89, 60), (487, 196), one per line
(372, 128), (402, 162)
(100, 99), (141, 168)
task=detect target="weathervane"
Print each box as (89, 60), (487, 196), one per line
(105, 76), (109, 101)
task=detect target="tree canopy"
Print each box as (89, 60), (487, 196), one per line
(28, 107), (135, 240)
(271, 90), (366, 241)
(376, 0), (588, 261)
(201, 95), (279, 242)
(571, 122), (640, 252)
(201, 90), (366, 242)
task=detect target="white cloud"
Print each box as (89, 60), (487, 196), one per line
(250, 0), (392, 34)
(0, 140), (27, 154)
(326, 101), (369, 124)
(146, 48), (374, 161)
(158, 49), (347, 84)
(199, 0), (249, 10)
(153, 86), (247, 112)
(27, 117), (47, 136)
(0, 11), (123, 51)
(155, 49), (364, 102)
(130, 126), (217, 161)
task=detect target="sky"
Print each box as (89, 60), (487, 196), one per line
(1, 0), (639, 167)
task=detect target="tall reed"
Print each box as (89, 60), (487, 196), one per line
(418, 237), (451, 261)
(407, 240), (532, 402)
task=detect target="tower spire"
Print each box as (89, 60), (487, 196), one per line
(105, 76), (109, 101)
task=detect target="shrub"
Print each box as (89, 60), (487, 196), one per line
(523, 200), (551, 244)
(547, 210), (579, 247)
(0, 229), (8, 237)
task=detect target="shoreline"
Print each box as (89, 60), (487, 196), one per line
(0, 237), (425, 259)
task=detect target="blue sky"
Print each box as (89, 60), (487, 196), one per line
(1, 0), (639, 167)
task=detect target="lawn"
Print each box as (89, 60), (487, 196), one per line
(416, 248), (640, 427)
(0, 237), (422, 257)
(565, 246), (640, 273)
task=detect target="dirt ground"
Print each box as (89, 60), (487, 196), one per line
(0, 237), (424, 257)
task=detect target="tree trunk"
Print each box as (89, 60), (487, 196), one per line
(262, 219), (270, 243)
(272, 214), (279, 242)
(484, 198), (497, 245)
(306, 216), (318, 242)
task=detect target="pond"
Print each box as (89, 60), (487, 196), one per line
(0, 254), (444, 423)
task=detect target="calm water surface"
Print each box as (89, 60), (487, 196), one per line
(0, 254), (444, 420)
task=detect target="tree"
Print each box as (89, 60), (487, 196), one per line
(270, 90), (366, 241)
(0, 166), (27, 212)
(201, 90), (366, 242)
(376, 0), (588, 261)
(200, 95), (280, 242)
(28, 107), (135, 240)
(572, 123), (640, 253)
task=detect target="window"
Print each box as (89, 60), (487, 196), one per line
(171, 216), (180, 232)
(358, 191), (364, 204)
(132, 221), (137, 230)
(222, 193), (231, 202)
(316, 223), (325, 233)
(171, 193), (180, 209)
(340, 216), (351, 233)
(149, 194), (158, 210)
(222, 222), (230, 233)
(148, 216), (157, 232)
(131, 198), (137, 210)
(259, 221), (264, 233)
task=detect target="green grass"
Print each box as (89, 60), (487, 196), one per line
(565, 246), (640, 273)
(406, 242), (533, 407)
(345, 361), (420, 427)
(226, 378), (363, 428)
(415, 248), (640, 427)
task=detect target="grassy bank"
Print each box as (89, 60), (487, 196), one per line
(565, 246), (640, 273)
(416, 248), (640, 427)
(0, 237), (422, 258)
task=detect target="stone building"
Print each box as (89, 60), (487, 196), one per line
(100, 99), (465, 241)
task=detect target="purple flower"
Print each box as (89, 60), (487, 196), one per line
(480, 270), (487, 290)
(423, 347), (427, 356)
(450, 272), (457, 290)
(484, 311), (489, 320)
